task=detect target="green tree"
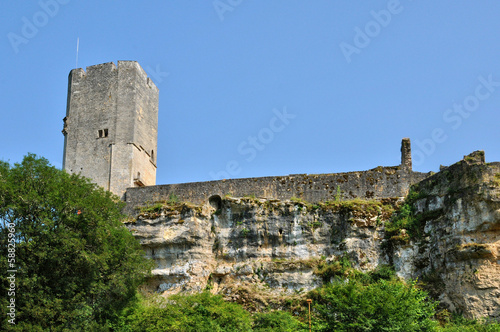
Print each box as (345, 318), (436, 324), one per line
(0, 154), (153, 331)
(310, 279), (438, 332)
(122, 292), (253, 332)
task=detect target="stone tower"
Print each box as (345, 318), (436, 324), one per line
(62, 61), (159, 198)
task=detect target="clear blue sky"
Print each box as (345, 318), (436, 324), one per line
(1, 1), (499, 186)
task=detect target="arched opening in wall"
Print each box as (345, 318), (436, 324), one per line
(208, 195), (222, 210)
(150, 150), (155, 163)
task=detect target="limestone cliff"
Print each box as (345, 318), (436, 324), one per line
(124, 151), (499, 319)
(389, 151), (500, 319)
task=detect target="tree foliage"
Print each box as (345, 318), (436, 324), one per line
(310, 278), (438, 332)
(0, 154), (153, 331)
(436, 314), (500, 332)
(120, 292), (254, 332)
(252, 310), (304, 332)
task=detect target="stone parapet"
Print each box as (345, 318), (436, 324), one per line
(124, 166), (429, 214)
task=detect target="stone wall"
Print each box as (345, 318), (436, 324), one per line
(124, 166), (429, 214)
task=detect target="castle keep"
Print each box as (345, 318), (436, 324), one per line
(62, 61), (159, 197)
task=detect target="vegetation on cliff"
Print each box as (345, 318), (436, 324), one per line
(113, 262), (499, 331)
(384, 188), (426, 242)
(309, 257), (438, 331)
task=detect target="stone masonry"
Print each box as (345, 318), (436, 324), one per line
(401, 137), (412, 171)
(62, 61), (159, 198)
(124, 154), (428, 214)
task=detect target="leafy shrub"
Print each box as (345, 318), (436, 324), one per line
(168, 193), (179, 204)
(309, 279), (438, 331)
(121, 292), (253, 332)
(437, 314), (500, 331)
(440, 324), (500, 332)
(493, 173), (500, 186)
(314, 255), (397, 285)
(140, 202), (164, 213)
(314, 255), (353, 282)
(385, 189), (430, 242)
(240, 228), (250, 237)
(252, 311), (304, 332)
(368, 264), (396, 282)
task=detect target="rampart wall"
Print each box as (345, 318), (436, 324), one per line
(124, 166), (429, 214)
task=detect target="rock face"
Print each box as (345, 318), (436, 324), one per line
(390, 152), (500, 319)
(124, 151), (500, 319)
(126, 197), (397, 307)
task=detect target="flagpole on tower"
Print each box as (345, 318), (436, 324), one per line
(75, 37), (79, 69)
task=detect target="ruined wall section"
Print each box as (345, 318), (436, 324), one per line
(401, 137), (412, 171)
(124, 167), (429, 214)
